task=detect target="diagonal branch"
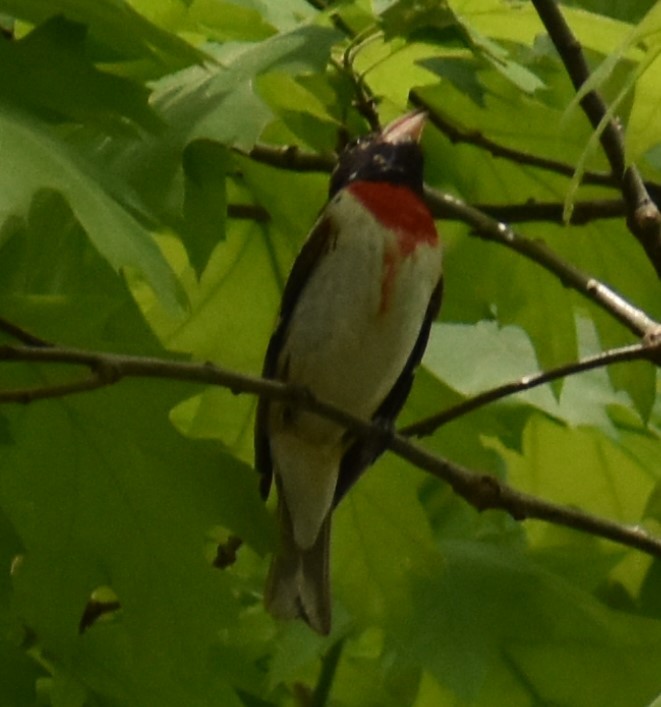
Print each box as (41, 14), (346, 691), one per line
(401, 340), (658, 438)
(1, 338), (661, 559)
(425, 187), (659, 338)
(531, 0), (661, 278)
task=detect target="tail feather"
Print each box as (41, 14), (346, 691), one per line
(265, 494), (331, 635)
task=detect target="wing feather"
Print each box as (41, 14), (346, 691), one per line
(254, 216), (336, 498)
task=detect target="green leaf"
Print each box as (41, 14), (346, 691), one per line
(0, 184), (271, 700)
(74, 24), (340, 250)
(334, 457), (438, 628)
(0, 16), (161, 132)
(387, 540), (661, 706)
(416, 56), (487, 107)
(0, 189), (164, 352)
(0, 639), (40, 706)
(255, 71), (340, 151)
(0, 107), (183, 312)
(628, 49), (661, 163)
(0, 0), (205, 74)
(1, 380), (270, 704)
(465, 30), (545, 94)
(184, 0), (277, 41)
(0, 1), (659, 703)
(498, 414), (654, 528)
(182, 140), (230, 278)
(381, 0), (457, 39)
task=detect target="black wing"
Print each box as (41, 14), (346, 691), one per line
(333, 276), (444, 505)
(254, 216), (336, 499)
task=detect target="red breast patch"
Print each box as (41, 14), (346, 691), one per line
(347, 181), (438, 255)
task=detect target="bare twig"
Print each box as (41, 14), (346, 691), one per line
(401, 340), (659, 438)
(235, 144), (336, 173)
(410, 91), (616, 188)
(425, 188), (659, 338)
(228, 203), (270, 222)
(531, 0), (661, 278)
(339, 35), (382, 132)
(475, 198), (625, 225)
(311, 639), (345, 707)
(1, 339), (661, 559)
(0, 372), (111, 404)
(0, 317), (51, 348)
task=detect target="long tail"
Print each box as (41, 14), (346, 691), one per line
(264, 494), (331, 635)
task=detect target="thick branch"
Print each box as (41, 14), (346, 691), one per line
(531, 0), (661, 278)
(401, 340), (658, 438)
(1, 341), (661, 559)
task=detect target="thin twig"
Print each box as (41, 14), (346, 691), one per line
(227, 203), (270, 222)
(531, 0), (661, 278)
(1, 340), (661, 559)
(410, 92), (616, 188)
(0, 317), (51, 347)
(475, 198), (625, 225)
(311, 639), (345, 707)
(339, 35), (382, 131)
(401, 341), (658, 438)
(235, 144), (336, 173)
(0, 373), (109, 404)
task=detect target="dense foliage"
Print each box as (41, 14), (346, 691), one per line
(0, 0), (660, 705)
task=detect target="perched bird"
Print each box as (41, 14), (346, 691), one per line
(255, 111), (443, 634)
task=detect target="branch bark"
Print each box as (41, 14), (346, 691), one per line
(474, 198), (625, 225)
(410, 91), (616, 188)
(531, 0), (661, 278)
(1, 339), (660, 559)
(424, 187), (660, 338)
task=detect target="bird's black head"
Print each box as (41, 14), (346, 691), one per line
(329, 112), (427, 199)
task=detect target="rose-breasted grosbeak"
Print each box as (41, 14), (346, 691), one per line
(255, 111), (443, 633)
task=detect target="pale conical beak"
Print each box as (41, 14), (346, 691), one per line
(380, 110), (427, 145)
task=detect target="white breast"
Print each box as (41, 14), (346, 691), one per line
(280, 189), (442, 442)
